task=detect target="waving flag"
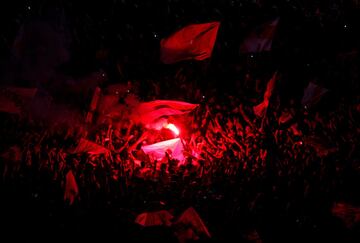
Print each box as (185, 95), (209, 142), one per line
(160, 22), (220, 64)
(240, 18), (279, 53)
(142, 138), (184, 162)
(278, 110), (293, 124)
(86, 87), (102, 123)
(135, 210), (174, 227)
(132, 100), (198, 127)
(175, 207), (211, 242)
(301, 82), (328, 107)
(253, 72), (277, 117)
(64, 170), (79, 205)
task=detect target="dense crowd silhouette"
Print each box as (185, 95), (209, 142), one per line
(0, 0), (359, 242)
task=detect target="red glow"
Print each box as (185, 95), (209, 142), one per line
(166, 123), (180, 136)
(160, 22), (220, 64)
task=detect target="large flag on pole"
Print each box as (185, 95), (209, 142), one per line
(131, 100), (198, 127)
(160, 22), (220, 64)
(253, 72), (277, 117)
(240, 18), (279, 53)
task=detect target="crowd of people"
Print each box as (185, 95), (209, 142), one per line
(1, 67), (359, 242)
(1, 0), (360, 242)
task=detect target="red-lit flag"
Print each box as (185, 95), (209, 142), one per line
(253, 72), (277, 117)
(142, 138), (184, 162)
(86, 86), (101, 123)
(301, 82), (328, 108)
(64, 170), (79, 205)
(135, 210), (174, 227)
(240, 18), (279, 53)
(160, 22), (220, 64)
(175, 207), (211, 241)
(131, 100), (198, 127)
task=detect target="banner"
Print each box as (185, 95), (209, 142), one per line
(142, 138), (184, 161)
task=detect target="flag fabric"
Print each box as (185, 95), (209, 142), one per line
(86, 87), (102, 123)
(160, 22), (220, 64)
(132, 100), (198, 127)
(89, 87), (102, 111)
(142, 138), (184, 162)
(289, 123), (302, 136)
(0, 87), (37, 114)
(278, 110), (293, 124)
(72, 138), (110, 155)
(253, 72), (277, 117)
(64, 170), (79, 205)
(175, 207), (211, 239)
(240, 18), (279, 53)
(332, 202), (360, 228)
(138, 100), (199, 112)
(301, 82), (328, 107)
(135, 210), (174, 227)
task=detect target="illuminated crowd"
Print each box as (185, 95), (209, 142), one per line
(1, 0), (360, 242)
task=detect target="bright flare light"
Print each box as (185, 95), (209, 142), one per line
(165, 123), (180, 136)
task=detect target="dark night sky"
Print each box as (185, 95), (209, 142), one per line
(0, 0), (359, 97)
